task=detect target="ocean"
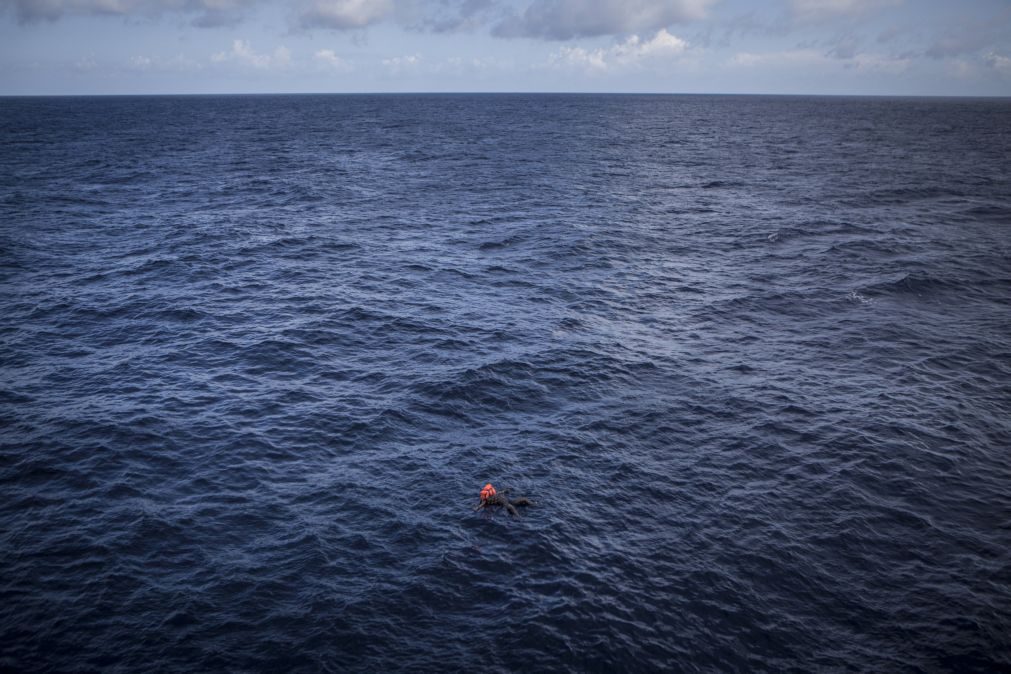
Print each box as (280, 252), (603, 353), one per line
(1, 94), (1009, 671)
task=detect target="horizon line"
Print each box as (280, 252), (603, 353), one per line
(3, 90), (1010, 99)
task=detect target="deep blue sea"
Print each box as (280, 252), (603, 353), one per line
(1, 94), (1010, 672)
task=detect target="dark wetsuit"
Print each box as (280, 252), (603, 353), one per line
(475, 490), (533, 516)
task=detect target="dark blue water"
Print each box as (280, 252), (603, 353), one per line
(2, 94), (1010, 672)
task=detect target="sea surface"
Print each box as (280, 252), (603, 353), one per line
(1, 94), (1009, 672)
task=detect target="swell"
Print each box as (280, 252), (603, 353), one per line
(1, 94), (1010, 673)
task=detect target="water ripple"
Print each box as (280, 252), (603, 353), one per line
(1, 94), (1009, 672)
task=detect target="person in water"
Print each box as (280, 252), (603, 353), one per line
(474, 483), (534, 516)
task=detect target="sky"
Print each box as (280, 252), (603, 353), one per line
(1, 0), (1009, 95)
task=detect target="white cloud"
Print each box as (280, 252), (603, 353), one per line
(127, 52), (203, 71)
(74, 54), (97, 71)
(212, 39), (291, 69)
(552, 45), (608, 70)
(731, 49), (826, 68)
(314, 48), (352, 71)
(296, 0), (393, 30)
(446, 56), (487, 69)
(437, 55), (512, 77)
(381, 53), (421, 73)
(984, 51), (1011, 75)
(129, 55), (153, 70)
(550, 28), (688, 72)
(495, 0), (714, 40)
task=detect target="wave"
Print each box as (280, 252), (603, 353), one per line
(2, 93), (1009, 673)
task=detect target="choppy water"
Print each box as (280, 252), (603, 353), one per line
(2, 94), (1010, 672)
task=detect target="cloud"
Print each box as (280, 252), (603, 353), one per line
(295, 0), (393, 30)
(494, 0), (714, 41)
(8, 0), (133, 22)
(6, 0), (260, 26)
(74, 54), (98, 71)
(984, 52), (1011, 75)
(5, 0), (719, 40)
(314, 48), (352, 70)
(211, 39), (291, 69)
(730, 47), (909, 74)
(791, 0), (901, 19)
(127, 52), (204, 71)
(926, 11), (1011, 60)
(825, 35), (859, 60)
(397, 0), (497, 33)
(927, 30), (989, 60)
(847, 52), (909, 73)
(945, 59), (975, 80)
(550, 28), (688, 71)
(381, 53), (421, 73)
(730, 48), (825, 68)
(443, 55), (504, 71)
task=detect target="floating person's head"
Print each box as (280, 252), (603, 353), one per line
(480, 483), (496, 502)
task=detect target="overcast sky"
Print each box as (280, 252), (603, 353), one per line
(1, 0), (1009, 95)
